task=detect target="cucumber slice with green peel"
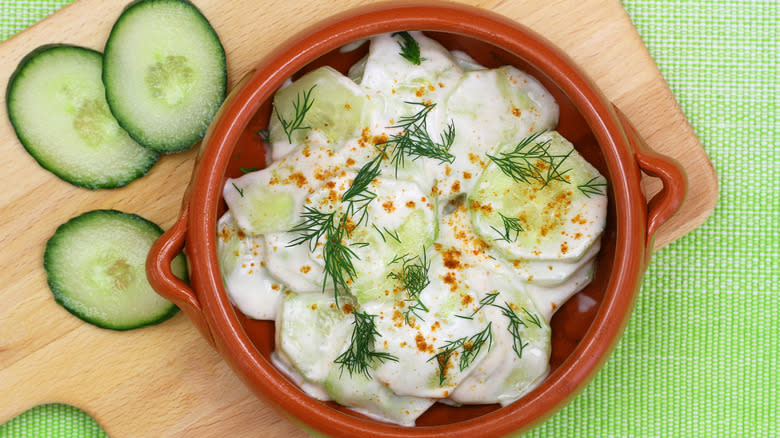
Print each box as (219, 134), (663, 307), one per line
(6, 45), (159, 189)
(300, 173), (438, 304)
(216, 211), (286, 320)
(44, 209), (186, 330)
(276, 292), (355, 384)
(469, 131), (607, 261)
(268, 66), (372, 150)
(449, 284), (551, 406)
(102, 0), (227, 153)
(324, 365), (435, 426)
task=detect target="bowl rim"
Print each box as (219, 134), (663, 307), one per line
(185, 3), (647, 437)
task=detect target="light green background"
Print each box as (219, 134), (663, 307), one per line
(1, 1), (777, 436)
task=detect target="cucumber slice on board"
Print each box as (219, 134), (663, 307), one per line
(44, 209), (186, 330)
(6, 44), (159, 189)
(102, 0), (227, 153)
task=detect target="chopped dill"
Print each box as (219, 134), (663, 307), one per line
(490, 212), (524, 243)
(577, 176), (608, 198)
(487, 131), (572, 188)
(274, 84), (316, 143)
(393, 31), (424, 65)
(383, 102), (455, 175)
(239, 167), (259, 174)
(455, 292), (499, 320)
(287, 208), (360, 306)
(334, 311), (399, 378)
(428, 323), (493, 385)
(232, 183), (244, 197)
(388, 251), (431, 324)
(523, 307), (543, 328)
(494, 302), (531, 359)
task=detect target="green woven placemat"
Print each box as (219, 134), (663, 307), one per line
(1, 1), (777, 437)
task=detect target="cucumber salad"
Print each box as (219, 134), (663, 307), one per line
(217, 32), (607, 426)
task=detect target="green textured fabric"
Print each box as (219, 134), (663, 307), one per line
(1, 0), (777, 437)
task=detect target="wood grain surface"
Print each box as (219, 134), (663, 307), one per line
(0, 0), (717, 436)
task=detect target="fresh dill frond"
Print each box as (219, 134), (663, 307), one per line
(388, 251), (431, 324)
(522, 307), (543, 328)
(383, 102), (455, 175)
(392, 31), (424, 65)
(489, 212), (524, 243)
(428, 337), (464, 385)
(322, 215), (360, 306)
(232, 183), (244, 197)
(384, 227), (401, 243)
(487, 131), (572, 188)
(287, 207), (335, 251)
(494, 302), (530, 359)
(286, 208), (360, 306)
(458, 322), (493, 371)
(274, 84), (316, 143)
(341, 152), (383, 204)
(340, 151), (384, 226)
(577, 176), (608, 198)
(239, 167), (259, 174)
(455, 291), (499, 320)
(428, 323), (493, 385)
(334, 311), (399, 378)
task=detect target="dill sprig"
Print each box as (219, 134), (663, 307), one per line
(577, 176), (608, 198)
(388, 252), (431, 324)
(334, 311), (399, 378)
(456, 292), (499, 320)
(340, 150), (386, 226)
(286, 208), (359, 305)
(490, 212), (524, 243)
(321, 215), (360, 305)
(383, 102), (455, 175)
(372, 223), (401, 243)
(428, 323), (493, 385)
(288, 150), (392, 304)
(287, 207), (335, 251)
(523, 307), (543, 328)
(232, 183), (244, 197)
(487, 131), (573, 188)
(459, 322), (493, 372)
(493, 302), (544, 359)
(393, 31), (424, 65)
(274, 84), (316, 143)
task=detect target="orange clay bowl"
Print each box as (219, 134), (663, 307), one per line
(147, 3), (687, 437)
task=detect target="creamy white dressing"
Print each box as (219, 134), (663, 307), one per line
(217, 31), (608, 426)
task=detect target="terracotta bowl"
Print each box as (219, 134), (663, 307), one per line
(147, 3), (687, 437)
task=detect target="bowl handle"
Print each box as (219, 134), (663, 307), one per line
(614, 107), (688, 256)
(147, 207), (214, 346)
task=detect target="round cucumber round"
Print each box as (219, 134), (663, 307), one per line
(102, 0), (227, 153)
(6, 44), (159, 189)
(44, 209), (186, 330)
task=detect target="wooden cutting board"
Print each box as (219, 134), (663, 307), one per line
(0, 0), (717, 436)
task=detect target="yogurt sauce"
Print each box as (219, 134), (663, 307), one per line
(217, 31), (607, 426)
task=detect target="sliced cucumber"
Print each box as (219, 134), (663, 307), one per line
(44, 209), (186, 330)
(449, 283), (551, 406)
(102, 0), (226, 153)
(469, 131), (607, 261)
(275, 292), (355, 385)
(216, 211), (286, 320)
(302, 173), (438, 304)
(6, 44), (159, 189)
(268, 66), (372, 152)
(324, 365), (435, 426)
